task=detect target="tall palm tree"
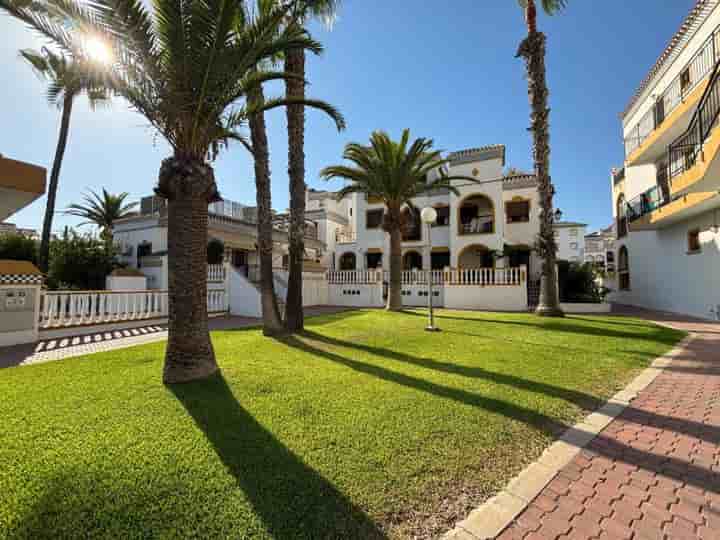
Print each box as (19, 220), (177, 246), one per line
(516, 0), (566, 317)
(283, 0), (340, 332)
(65, 188), (138, 242)
(245, 1), (344, 336)
(2, 0), (342, 382)
(17, 46), (107, 274)
(321, 129), (471, 311)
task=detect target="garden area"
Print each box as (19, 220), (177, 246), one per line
(0, 309), (683, 539)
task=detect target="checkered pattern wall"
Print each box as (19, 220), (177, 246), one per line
(0, 274), (44, 285)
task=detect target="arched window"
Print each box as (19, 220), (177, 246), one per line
(458, 244), (494, 268)
(339, 252), (356, 271)
(616, 194), (628, 238)
(618, 246), (630, 290)
(402, 251), (423, 270)
(458, 194), (494, 235)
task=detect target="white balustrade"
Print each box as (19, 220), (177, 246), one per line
(39, 287), (231, 329)
(326, 270), (382, 284)
(207, 264), (226, 283)
(326, 267), (526, 287)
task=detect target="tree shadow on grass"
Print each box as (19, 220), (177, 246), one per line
(170, 374), (386, 539)
(301, 330), (605, 412)
(402, 310), (682, 345)
(282, 333), (720, 494)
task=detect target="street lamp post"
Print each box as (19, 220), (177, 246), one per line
(420, 207), (439, 332)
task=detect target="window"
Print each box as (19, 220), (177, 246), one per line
(606, 251), (614, 263)
(434, 205), (450, 226)
(618, 246), (630, 290)
(458, 195), (494, 235)
(366, 252), (382, 269)
(680, 67), (691, 94)
(401, 208), (421, 242)
(431, 251), (450, 270)
(137, 242), (152, 267)
(339, 252), (356, 270)
(688, 229), (701, 253)
(616, 194), (628, 238)
(505, 200), (530, 223)
(570, 242), (578, 250)
(654, 98), (665, 127)
(366, 209), (383, 229)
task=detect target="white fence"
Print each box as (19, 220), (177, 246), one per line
(207, 264), (226, 283)
(39, 289), (228, 329)
(326, 267), (526, 286)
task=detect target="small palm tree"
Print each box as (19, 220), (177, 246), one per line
(65, 188), (138, 243)
(3, 0), (343, 382)
(282, 0), (341, 332)
(321, 129), (471, 311)
(516, 0), (567, 317)
(17, 46), (107, 274)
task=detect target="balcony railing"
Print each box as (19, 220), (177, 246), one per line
(335, 228), (356, 244)
(626, 184), (669, 222)
(624, 24), (720, 158)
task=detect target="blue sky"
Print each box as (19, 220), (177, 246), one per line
(1, 0), (696, 233)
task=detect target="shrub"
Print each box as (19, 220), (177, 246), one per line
(558, 261), (601, 303)
(47, 228), (118, 290)
(0, 233), (38, 264)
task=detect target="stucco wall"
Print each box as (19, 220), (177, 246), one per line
(612, 208), (720, 320)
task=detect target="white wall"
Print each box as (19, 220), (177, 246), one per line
(444, 285), (527, 312)
(554, 225), (587, 262)
(106, 275), (147, 291)
(228, 266), (262, 317)
(328, 283), (385, 307)
(612, 208), (720, 320)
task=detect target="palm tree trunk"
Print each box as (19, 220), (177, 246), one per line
(248, 83), (284, 336)
(517, 0), (563, 317)
(39, 93), (74, 273)
(386, 221), (403, 311)
(159, 156), (218, 384)
(284, 44), (306, 332)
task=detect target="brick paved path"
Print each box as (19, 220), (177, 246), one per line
(497, 313), (720, 540)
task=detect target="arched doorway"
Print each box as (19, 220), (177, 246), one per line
(618, 246), (630, 290)
(402, 250), (423, 270)
(458, 244), (494, 268)
(339, 252), (356, 271)
(458, 194), (494, 235)
(616, 194), (628, 238)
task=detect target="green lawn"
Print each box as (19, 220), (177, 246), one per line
(0, 310), (683, 539)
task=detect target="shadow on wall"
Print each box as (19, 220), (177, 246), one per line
(170, 374), (386, 539)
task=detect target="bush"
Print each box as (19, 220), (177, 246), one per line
(0, 233), (38, 264)
(558, 261), (601, 303)
(47, 229), (118, 290)
(207, 238), (224, 265)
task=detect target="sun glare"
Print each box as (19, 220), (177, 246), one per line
(84, 36), (113, 65)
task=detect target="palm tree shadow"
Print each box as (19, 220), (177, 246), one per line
(170, 375), (386, 539)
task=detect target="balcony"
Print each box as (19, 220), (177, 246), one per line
(335, 227), (356, 244)
(624, 25), (720, 166)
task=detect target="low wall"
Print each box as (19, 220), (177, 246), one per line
(444, 285), (527, 312)
(400, 284), (443, 308)
(328, 283), (385, 307)
(560, 302), (611, 314)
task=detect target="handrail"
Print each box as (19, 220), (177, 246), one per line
(668, 55), (720, 179)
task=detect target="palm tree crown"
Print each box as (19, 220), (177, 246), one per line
(65, 188), (138, 240)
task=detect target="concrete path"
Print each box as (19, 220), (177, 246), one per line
(0, 306), (353, 369)
(479, 308), (720, 540)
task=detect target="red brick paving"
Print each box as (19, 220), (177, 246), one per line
(497, 312), (720, 540)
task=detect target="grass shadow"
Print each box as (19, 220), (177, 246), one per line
(301, 330), (605, 412)
(170, 374), (386, 539)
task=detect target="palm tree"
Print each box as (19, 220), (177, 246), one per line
(244, 1), (344, 336)
(321, 129), (471, 311)
(516, 0), (566, 317)
(17, 46), (107, 274)
(283, 0), (340, 332)
(65, 188), (137, 243)
(2, 0), (343, 382)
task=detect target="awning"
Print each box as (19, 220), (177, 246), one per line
(431, 246), (450, 253)
(366, 248), (383, 254)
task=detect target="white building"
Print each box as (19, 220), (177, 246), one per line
(584, 225), (616, 272)
(310, 144), (544, 281)
(112, 195), (326, 290)
(552, 222), (587, 262)
(611, 0), (720, 320)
